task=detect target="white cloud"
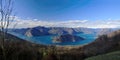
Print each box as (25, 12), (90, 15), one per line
(88, 20), (120, 28)
(59, 20), (88, 24)
(7, 17), (120, 28)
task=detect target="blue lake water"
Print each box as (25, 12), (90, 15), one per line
(9, 32), (97, 46)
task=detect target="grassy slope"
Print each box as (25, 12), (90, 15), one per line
(85, 30), (120, 60)
(85, 51), (120, 60)
(0, 32), (48, 60)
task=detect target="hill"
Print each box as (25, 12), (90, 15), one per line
(52, 34), (85, 43)
(85, 51), (120, 60)
(11, 26), (118, 37)
(12, 26), (88, 37)
(0, 29), (120, 60)
(0, 32), (48, 60)
(82, 30), (120, 56)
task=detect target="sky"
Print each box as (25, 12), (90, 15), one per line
(11, 0), (120, 28)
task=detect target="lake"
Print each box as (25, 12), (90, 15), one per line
(9, 32), (97, 46)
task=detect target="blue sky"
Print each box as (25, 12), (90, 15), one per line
(12, 0), (120, 28)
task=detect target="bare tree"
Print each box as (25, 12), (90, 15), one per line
(0, 0), (15, 60)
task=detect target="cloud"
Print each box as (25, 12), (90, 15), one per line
(88, 20), (120, 28)
(7, 17), (120, 28)
(59, 20), (88, 24)
(9, 17), (89, 28)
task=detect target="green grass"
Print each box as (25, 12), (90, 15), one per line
(85, 51), (120, 60)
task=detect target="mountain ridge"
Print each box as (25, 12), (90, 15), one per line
(11, 26), (118, 37)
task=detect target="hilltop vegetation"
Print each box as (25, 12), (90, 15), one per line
(85, 51), (120, 60)
(84, 30), (120, 60)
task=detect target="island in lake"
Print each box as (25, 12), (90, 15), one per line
(52, 34), (85, 43)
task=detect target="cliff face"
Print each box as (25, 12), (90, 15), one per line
(52, 34), (85, 43)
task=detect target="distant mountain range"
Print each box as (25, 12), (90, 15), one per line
(11, 26), (119, 37)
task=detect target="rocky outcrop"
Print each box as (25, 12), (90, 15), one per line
(52, 34), (85, 43)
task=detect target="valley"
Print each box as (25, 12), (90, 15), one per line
(9, 26), (118, 46)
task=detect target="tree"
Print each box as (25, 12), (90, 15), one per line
(0, 0), (15, 60)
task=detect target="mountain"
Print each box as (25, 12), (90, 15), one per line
(54, 30), (120, 60)
(11, 26), (118, 37)
(52, 34), (85, 43)
(24, 26), (85, 37)
(96, 28), (118, 35)
(0, 32), (48, 60)
(82, 30), (120, 57)
(1, 29), (120, 60)
(25, 27), (50, 37)
(12, 26), (91, 37)
(85, 30), (120, 60)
